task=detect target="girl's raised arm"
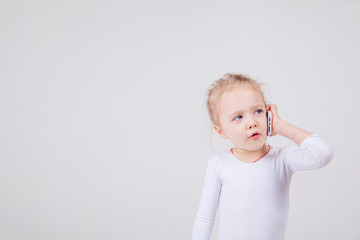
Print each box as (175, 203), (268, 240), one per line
(266, 104), (333, 172)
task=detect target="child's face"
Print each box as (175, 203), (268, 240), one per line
(214, 85), (267, 152)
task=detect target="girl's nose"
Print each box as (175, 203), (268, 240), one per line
(246, 117), (258, 129)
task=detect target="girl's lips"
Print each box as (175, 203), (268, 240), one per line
(249, 132), (260, 139)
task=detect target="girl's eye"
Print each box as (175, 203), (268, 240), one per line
(234, 115), (243, 121)
(255, 109), (263, 114)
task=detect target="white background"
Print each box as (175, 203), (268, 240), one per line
(1, 0), (359, 239)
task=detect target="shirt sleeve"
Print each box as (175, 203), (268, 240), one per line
(191, 157), (222, 240)
(283, 134), (334, 173)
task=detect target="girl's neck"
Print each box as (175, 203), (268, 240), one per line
(231, 144), (271, 163)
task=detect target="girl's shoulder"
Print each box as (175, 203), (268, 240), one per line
(207, 150), (233, 167)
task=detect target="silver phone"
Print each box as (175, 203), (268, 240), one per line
(267, 111), (272, 136)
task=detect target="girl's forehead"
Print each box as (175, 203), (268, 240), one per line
(218, 90), (264, 116)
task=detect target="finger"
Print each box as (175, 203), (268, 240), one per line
(266, 104), (276, 112)
(268, 104), (277, 113)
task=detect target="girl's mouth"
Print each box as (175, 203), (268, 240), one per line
(249, 132), (260, 139)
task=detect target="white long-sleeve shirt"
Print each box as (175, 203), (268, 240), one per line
(192, 134), (333, 240)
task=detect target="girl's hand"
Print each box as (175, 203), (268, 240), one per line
(265, 104), (313, 145)
(265, 104), (284, 137)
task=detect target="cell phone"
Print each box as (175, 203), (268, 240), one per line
(267, 111), (272, 136)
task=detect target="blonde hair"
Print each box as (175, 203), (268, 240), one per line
(207, 73), (266, 125)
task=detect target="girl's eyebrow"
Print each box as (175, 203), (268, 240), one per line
(254, 104), (266, 109)
(247, 104), (266, 110)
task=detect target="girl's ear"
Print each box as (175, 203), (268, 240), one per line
(214, 125), (228, 139)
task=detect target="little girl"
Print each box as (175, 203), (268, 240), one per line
(191, 73), (333, 240)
